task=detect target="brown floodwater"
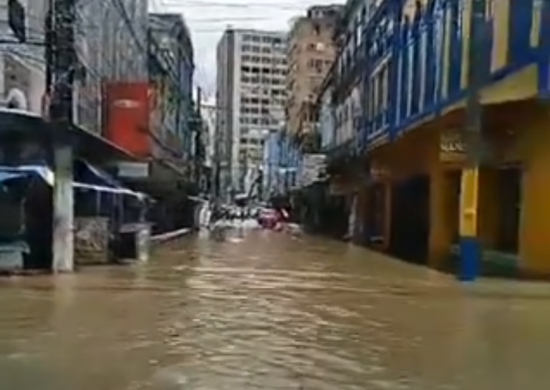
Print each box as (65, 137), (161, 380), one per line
(1, 228), (550, 389)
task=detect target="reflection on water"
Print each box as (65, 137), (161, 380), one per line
(1, 230), (550, 389)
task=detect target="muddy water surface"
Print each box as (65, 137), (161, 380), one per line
(1, 229), (550, 389)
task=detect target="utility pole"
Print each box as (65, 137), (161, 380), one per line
(459, 0), (486, 281)
(45, 0), (77, 272)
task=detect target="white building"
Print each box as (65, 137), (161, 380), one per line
(216, 28), (287, 196)
(199, 98), (217, 169)
(0, 0), (48, 113)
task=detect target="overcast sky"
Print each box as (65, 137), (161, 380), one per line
(153, 0), (344, 98)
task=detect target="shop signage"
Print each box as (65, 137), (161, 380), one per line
(440, 129), (465, 162)
(116, 162), (149, 178)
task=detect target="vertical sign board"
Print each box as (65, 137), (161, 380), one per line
(439, 128), (466, 163)
(116, 162), (150, 179)
(298, 153), (326, 187)
(104, 82), (151, 157)
(459, 168), (479, 237)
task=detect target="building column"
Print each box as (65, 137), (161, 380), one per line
(428, 168), (456, 268)
(52, 142), (74, 272)
(458, 168), (481, 281)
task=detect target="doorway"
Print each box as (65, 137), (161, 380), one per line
(389, 174), (430, 264)
(364, 182), (387, 247)
(495, 165), (521, 254)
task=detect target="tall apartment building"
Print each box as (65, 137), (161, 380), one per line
(286, 5), (342, 136)
(216, 28), (287, 195)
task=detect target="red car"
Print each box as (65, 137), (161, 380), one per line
(258, 208), (279, 229)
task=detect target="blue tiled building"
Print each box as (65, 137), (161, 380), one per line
(321, 0), (550, 279)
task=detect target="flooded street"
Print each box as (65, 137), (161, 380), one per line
(1, 230), (550, 389)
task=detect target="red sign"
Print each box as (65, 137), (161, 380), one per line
(104, 82), (150, 157)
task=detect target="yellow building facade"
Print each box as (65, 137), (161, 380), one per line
(340, 0), (550, 278)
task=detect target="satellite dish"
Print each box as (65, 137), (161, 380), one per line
(4, 88), (27, 110)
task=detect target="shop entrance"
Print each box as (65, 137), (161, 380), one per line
(389, 175), (430, 264)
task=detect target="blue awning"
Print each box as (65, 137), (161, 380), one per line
(75, 160), (123, 189)
(0, 165), (145, 198)
(0, 171), (29, 184)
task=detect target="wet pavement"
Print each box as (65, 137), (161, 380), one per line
(1, 228), (550, 389)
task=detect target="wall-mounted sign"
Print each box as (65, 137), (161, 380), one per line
(440, 129), (465, 162)
(116, 162), (149, 178)
(113, 99), (140, 109)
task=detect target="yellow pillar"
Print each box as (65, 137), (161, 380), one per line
(458, 167), (481, 280)
(428, 168), (456, 268)
(519, 109), (550, 277)
(520, 155), (550, 277)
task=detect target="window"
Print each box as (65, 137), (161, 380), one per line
(312, 23), (320, 35)
(8, 0), (26, 42)
(308, 59), (324, 73)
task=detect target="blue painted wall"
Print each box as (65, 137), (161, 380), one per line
(278, 132), (300, 191)
(357, 0), (547, 153)
(263, 132), (280, 195)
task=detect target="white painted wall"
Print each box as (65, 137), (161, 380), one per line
(0, 0), (47, 114)
(335, 83), (360, 145)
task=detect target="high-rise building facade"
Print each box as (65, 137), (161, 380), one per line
(285, 5), (342, 136)
(216, 28), (286, 195)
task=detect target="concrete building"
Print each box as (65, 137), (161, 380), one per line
(0, 0), (152, 272)
(148, 13), (195, 165)
(0, 0), (47, 114)
(75, 0), (149, 135)
(285, 4), (342, 137)
(199, 99), (217, 169)
(0, 0), (149, 131)
(216, 28), (287, 196)
(304, 0), (550, 280)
